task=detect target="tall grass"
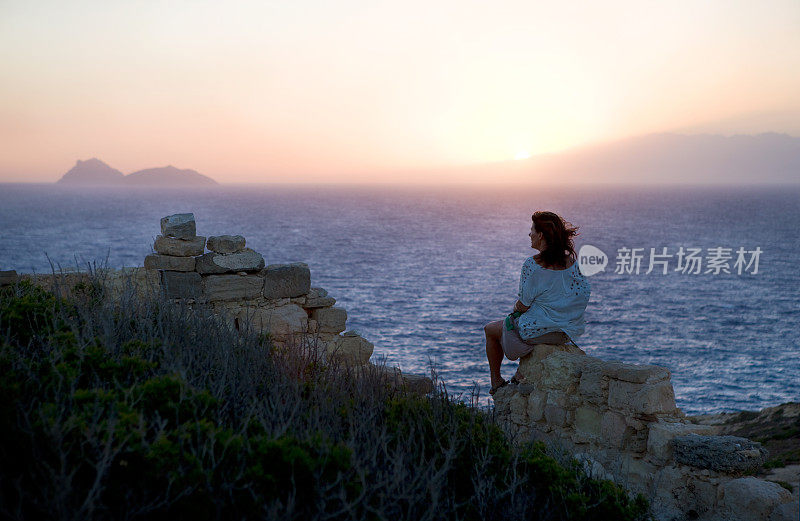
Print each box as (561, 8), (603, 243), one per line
(0, 273), (650, 521)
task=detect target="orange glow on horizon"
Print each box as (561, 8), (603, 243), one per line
(0, 1), (799, 183)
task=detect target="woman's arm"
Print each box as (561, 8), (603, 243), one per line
(513, 300), (530, 313)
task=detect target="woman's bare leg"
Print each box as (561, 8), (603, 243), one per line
(484, 320), (505, 388)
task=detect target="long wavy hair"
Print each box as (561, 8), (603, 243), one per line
(532, 211), (579, 268)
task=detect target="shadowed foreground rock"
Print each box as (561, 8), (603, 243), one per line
(673, 434), (768, 474)
(492, 344), (796, 521)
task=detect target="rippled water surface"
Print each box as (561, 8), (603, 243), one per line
(1, 183), (798, 414)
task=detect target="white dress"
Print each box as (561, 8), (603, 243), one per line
(516, 256), (591, 343)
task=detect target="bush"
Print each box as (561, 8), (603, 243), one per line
(0, 277), (650, 520)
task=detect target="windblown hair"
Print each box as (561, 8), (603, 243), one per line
(532, 211), (579, 268)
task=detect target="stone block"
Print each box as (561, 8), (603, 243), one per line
(202, 274), (263, 301)
(153, 235), (206, 257)
(325, 332), (374, 365)
(608, 379), (676, 415)
(144, 254), (196, 272)
(673, 435), (768, 474)
(601, 411), (628, 449)
(622, 428), (649, 454)
(160, 213), (196, 239)
(263, 263), (311, 299)
(195, 249), (265, 274)
(515, 360), (544, 383)
(374, 366), (434, 395)
(160, 271), (202, 299)
(607, 363), (670, 384)
(492, 386), (514, 416)
(508, 393), (528, 423)
(647, 422), (717, 464)
(398, 373), (434, 395)
(719, 477), (792, 521)
(544, 405), (567, 427)
(237, 304), (307, 339)
(540, 351), (586, 391)
(527, 390), (547, 421)
(546, 390), (567, 408)
(0, 270), (18, 286)
(309, 287), (327, 297)
(575, 407), (603, 438)
(207, 235), (246, 254)
(312, 307), (347, 334)
(304, 296), (336, 308)
(624, 456), (659, 491)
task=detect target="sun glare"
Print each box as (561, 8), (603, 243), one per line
(514, 151), (530, 160)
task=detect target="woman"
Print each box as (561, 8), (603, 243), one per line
(484, 211), (591, 395)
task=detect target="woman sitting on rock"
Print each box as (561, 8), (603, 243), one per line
(485, 211), (591, 395)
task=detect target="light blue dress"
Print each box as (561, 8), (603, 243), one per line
(516, 256), (591, 343)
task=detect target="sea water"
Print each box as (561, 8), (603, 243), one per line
(0, 182), (797, 414)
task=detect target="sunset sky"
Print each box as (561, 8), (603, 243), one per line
(1, 0), (799, 183)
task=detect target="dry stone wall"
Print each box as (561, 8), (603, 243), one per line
(144, 213), (372, 366)
(493, 344), (796, 521)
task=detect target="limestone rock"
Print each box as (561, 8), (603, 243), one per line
(515, 343), (586, 382)
(207, 235), (246, 254)
(673, 435), (768, 474)
(312, 307), (347, 334)
(160, 213), (196, 239)
(604, 362), (671, 384)
(0, 270), (18, 286)
(400, 373), (434, 395)
(372, 365), (434, 395)
(527, 390), (547, 421)
(544, 405), (567, 427)
(309, 287), (327, 297)
(144, 254), (196, 272)
(195, 249), (265, 274)
(202, 274), (263, 301)
(325, 332), (374, 365)
(153, 235), (206, 257)
(509, 393), (529, 424)
(608, 379), (676, 415)
(601, 411), (629, 449)
(540, 351), (586, 391)
(160, 271), (202, 299)
(719, 477), (792, 521)
(262, 263), (311, 299)
(578, 362), (608, 405)
(305, 295), (336, 308)
(575, 407), (603, 438)
(237, 304), (307, 340)
(647, 421), (717, 463)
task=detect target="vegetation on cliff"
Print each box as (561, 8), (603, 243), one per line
(0, 277), (650, 520)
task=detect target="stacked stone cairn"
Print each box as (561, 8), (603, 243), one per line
(492, 345), (796, 521)
(144, 213), (430, 384)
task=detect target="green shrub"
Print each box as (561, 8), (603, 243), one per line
(0, 278), (651, 521)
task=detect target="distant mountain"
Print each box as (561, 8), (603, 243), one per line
(125, 165), (217, 186)
(478, 132), (800, 184)
(57, 158), (124, 184)
(57, 160), (218, 186)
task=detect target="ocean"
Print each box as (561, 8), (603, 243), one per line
(0, 182), (797, 415)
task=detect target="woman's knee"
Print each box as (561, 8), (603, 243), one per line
(484, 320), (502, 338)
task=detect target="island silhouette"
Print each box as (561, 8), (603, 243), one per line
(57, 158), (218, 186)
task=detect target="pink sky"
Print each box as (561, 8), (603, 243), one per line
(1, 0), (799, 183)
